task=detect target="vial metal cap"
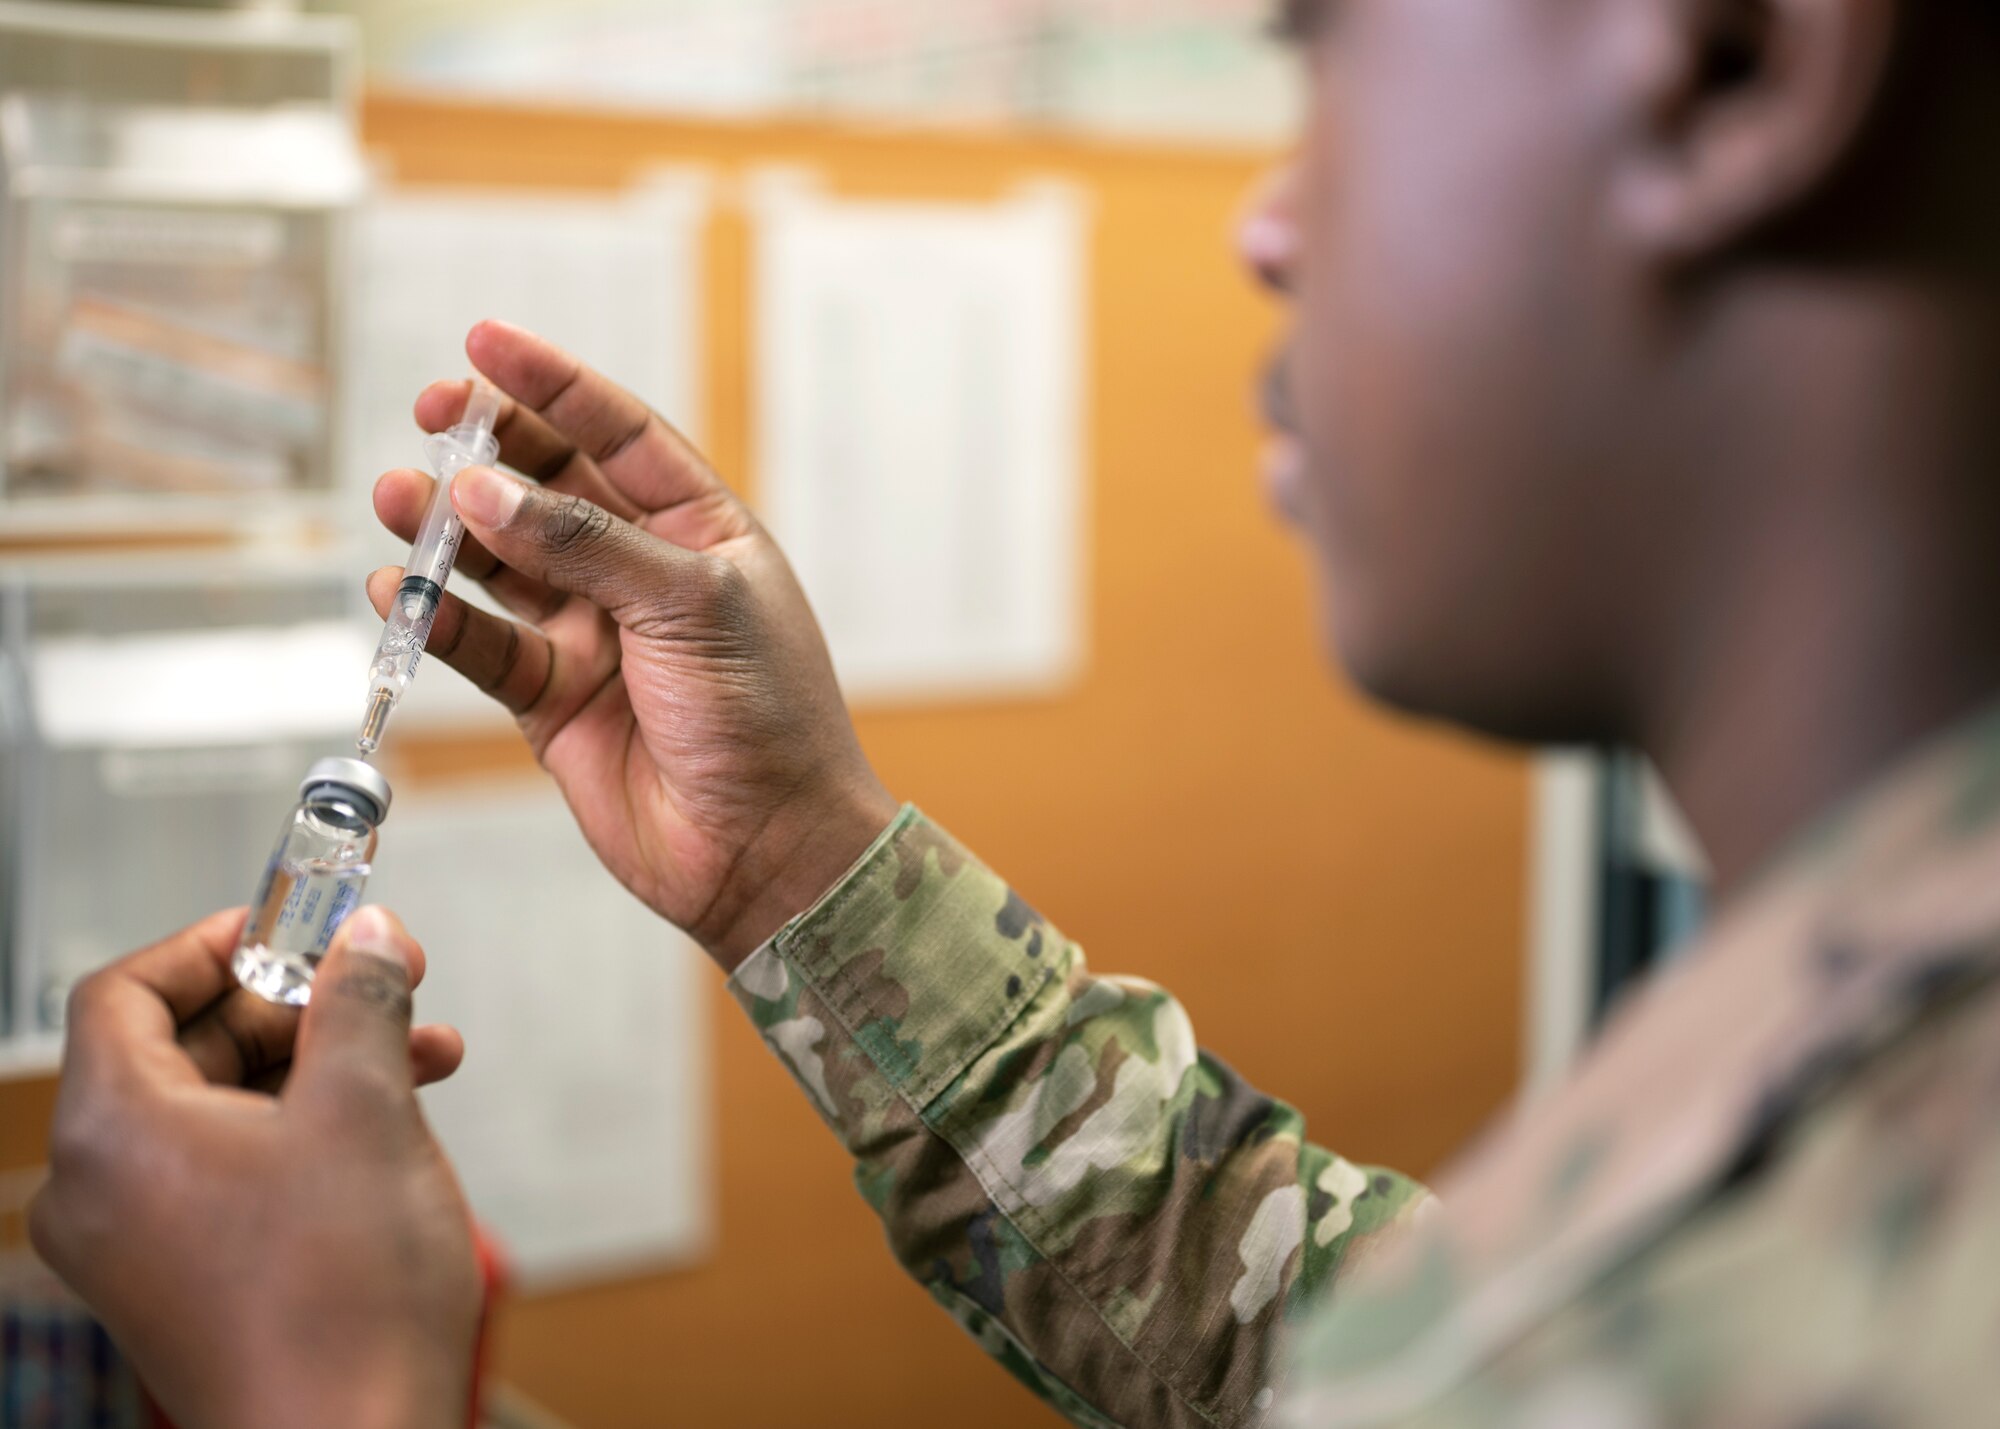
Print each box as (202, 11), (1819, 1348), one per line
(299, 756), (393, 825)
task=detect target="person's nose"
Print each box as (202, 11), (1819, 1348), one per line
(1237, 163), (1301, 296)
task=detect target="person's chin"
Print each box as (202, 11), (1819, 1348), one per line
(1324, 596), (1614, 745)
(1316, 578), (1471, 726)
(1321, 597), (1421, 713)
(1281, 452), (1464, 722)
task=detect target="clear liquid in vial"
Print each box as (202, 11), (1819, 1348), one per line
(232, 800), (377, 1007)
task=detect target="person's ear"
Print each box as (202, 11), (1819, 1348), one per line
(1607, 0), (1901, 260)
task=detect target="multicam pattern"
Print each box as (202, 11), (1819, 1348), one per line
(730, 808), (1425, 1427)
(732, 708), (2000, 1428)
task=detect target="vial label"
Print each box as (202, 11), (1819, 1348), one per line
(318, 880), (361, 952)
(234, 803), (378, 1008)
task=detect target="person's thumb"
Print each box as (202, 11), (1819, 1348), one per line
(288, 906), (420, 1122)
(449, 465), (716, 630)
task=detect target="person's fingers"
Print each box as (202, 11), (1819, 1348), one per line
(364, 568), (557, 715)
(375, 465), (500, 578)
(374, 469), (565, 623)
(416, 379), (642, 523)
(61, 908), (253, 1092)
(176, 991), (298, 1087)
(176, 928), (433, 1088)
(287, 907), (420, 1122)
(461, 319), (748, 533)
(106, 907), (249, 1025)
(411, 1024), (467, 1085)
(449, 468), (732, 634)
(242, 1024), (466, 1097)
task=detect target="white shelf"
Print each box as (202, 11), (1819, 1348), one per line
(0, 1032), (60, 1083)
(0, 0), (356, 59)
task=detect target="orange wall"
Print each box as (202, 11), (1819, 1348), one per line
(0, 100), (1530, 1429)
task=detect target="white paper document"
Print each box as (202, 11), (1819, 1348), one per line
(752, 175), (1089, 702)
(345, 180), (709, 729)
(366, 784), (711, 1290)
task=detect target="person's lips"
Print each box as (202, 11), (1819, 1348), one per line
(1260, 354), (1299, 437)
(1258, 353), (1308, 527)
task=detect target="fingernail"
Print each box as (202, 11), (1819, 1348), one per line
(344, 907), (410, 974)
(454, 466), (526, 529)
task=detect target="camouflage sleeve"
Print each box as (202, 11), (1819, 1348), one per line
(727, 807), (1427, 1429)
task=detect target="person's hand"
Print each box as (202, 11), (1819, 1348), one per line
(29, 908), (481, 1429)
(371, 320), (900, 971)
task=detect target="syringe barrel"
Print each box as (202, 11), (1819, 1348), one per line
(356, 379), (503, 759)
(403, 483), (463, 597)
(405, 388), (501, 599)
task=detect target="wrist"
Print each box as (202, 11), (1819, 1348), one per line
(222, 1342), (470, 1429)
(700, 774), (902, 972)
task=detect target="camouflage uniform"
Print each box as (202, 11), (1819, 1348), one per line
(730, 711), (2000, 1427)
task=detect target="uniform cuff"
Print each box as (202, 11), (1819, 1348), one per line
(727, 806), (1060, 1111)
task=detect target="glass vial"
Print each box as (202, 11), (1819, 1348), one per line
(233, 757), (393, 1007)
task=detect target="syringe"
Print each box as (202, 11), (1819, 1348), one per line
(356, 379), (503, 756)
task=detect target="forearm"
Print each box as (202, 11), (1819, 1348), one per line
(731, 809), (1426, 1429)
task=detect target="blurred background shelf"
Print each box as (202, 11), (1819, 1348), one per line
(0, 0), (361, 521)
